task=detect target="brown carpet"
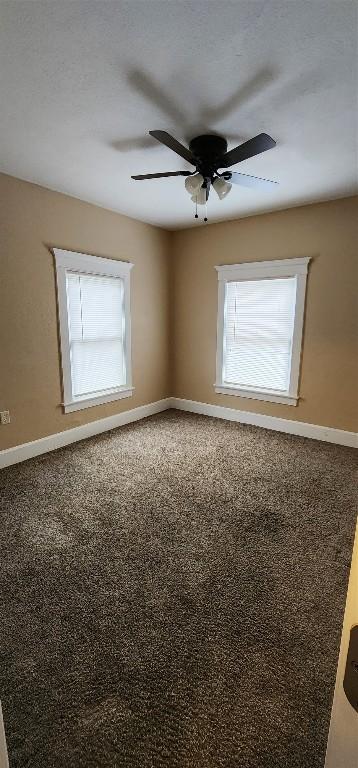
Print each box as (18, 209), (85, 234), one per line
(0, 410), (357, 768)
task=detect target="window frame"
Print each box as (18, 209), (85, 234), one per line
(215, 257), (311, 406)
(53, 248), (134, 413)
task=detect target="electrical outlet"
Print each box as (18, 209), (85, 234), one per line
(0, 410), (10, 425)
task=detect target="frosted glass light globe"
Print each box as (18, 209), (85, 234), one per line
(184, 173), (204, 195)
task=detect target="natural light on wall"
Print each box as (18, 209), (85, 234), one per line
(215, 258), (311, 406)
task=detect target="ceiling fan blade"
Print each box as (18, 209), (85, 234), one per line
(219, 133), (276, 168)
(149, 130), (195, 165)
(131, 171), (192, 180)
(228, 171), (279, 190)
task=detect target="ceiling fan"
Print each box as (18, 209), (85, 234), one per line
(131, 130), (278, 221)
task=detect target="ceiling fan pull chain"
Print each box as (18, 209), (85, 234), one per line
(194, 196), (198, 219)
(204, 200), (208, 223)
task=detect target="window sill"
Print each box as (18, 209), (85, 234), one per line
(214, 384), (298, 406)
(63, 387), (134, 413)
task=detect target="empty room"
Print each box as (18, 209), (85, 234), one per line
(0, 2), (357, 767)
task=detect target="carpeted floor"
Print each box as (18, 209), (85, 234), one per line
(0, 410), (357, 768)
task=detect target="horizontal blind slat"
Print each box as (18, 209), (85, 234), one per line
(223, 277), (296, 392)
(66, 273), (125, 397)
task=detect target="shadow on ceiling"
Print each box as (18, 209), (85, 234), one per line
(108, 63), (327, 155)
(108, 66), (277, 154)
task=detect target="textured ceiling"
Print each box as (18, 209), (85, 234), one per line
(1, 1), (357, 229)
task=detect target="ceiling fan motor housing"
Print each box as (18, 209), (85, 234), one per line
(189, 135), (228, 178)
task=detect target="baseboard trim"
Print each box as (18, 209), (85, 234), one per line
(0, 398), (171, 469)
(169, 398), (358, 448)
(0, 702), (9, 768)
(1, 396), (356, 468)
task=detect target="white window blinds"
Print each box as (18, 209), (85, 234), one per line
(66, 272), (125, 398)
(223, 277), (297, 392)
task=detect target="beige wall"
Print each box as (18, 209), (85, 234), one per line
(1, 175), (357, 452)
(171, 197), (358, 432)
(0, 173), (171, 450)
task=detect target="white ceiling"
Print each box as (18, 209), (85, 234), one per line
(1, 1), (357, 229)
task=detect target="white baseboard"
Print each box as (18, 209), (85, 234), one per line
(169, 398), (358, 448)
(1, 396), (356, 468)
(0, 398), (171, 469)
(0, 703), (9, 768)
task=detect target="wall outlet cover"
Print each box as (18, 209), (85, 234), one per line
(0, 411), (11, 425)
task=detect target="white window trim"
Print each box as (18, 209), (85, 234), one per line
(215, 257), (311, 406)
(53, 248), (134, 413)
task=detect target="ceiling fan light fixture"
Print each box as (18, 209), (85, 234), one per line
(184, 173), (204, 195)
(213, 177), (232, 200)
(191, 187), (207, 205)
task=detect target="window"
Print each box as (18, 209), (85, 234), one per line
(53, 249), (133, 412)
(215, 258), (311, 405)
